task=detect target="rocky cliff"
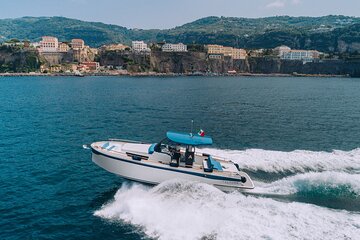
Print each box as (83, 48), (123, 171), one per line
(247, 57), (360, 77)
(99, 50), (360, 77)
(150, 51), (207, 73)
(0, 46), (41, 72)
(99, 50), (150, 72)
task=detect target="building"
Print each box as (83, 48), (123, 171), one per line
(39, 36), (59, 52)
(231, 48), (247, 60)
(274, 46), (321, 62)
(208, 54), (223, 60)
(132, 41), (150, 52)
(58, 42), (70, 52)
(274, 45), (291, 57)
(162, 43), (187, 52)
(81, 62), (100, 71)
(31, 42), (41, 48)
(71, 39), (85, 49)
(207, 44), (247, 59)
(248, 49), (264, 57)
(103, 43), (129, 51)
(50, 65), (62, 73)
(207, 44), (224, 55)
(3, 41), (24, 47)
(23, 40), (30, 48)
(281, 50), (320, 62)
(90, 48), (99, 55)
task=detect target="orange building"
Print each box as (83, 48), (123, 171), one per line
(207, 44), (247, 59)
(71, 39), (85, 49)
(81, 62), (100, 71)
(58, 42), (70, 52)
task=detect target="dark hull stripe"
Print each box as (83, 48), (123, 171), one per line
(92, 148), (244, 182)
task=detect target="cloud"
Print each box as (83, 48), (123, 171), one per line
(266, 0), (286, 8)
(266, 0), (302, 9)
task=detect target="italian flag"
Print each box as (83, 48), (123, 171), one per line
(198, 129), (205, 137)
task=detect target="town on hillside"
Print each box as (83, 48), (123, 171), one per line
(1, 36), (359, 77)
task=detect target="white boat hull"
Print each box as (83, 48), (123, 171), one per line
(91, 145), (254, 190)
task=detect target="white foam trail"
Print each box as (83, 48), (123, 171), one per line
(201, 148), (360, 173)
(94, 180), (360, 240)
(253, 171), (360, 196)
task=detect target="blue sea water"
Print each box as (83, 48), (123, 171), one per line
(0, 76), (359, 240)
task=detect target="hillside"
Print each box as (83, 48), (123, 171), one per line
(0, 17), (134, 47)
(157, 16), (360, 52)
(0, 16), (360, 52)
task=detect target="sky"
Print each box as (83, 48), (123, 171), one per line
(0, 0), (359, 29)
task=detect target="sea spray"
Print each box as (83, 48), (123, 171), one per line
(254, 171), (360, 196)
(201, 148), (360, 174)
(94, 180), (360, 240)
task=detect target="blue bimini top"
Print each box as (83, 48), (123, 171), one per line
(166, 131), (213, 146)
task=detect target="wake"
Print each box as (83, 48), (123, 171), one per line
(201, 147), (360, 174)
(94, 147), (360, 239)
(94, 180), (360, 240)
(253, 171), (360, 197)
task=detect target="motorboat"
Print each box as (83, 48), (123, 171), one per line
(90, 131), (254, 191)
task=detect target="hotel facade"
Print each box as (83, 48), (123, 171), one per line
(71, 39), (85, 49)
(207, 44), (247, 59)
(39, 36), (59, 52)
(162, 43), (187, 52)
(275, 46), (321, 62)
(132, 41), (150, 52)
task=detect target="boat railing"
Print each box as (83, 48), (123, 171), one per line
(198, 151), (229, 162)
(108, 138), (149, 144)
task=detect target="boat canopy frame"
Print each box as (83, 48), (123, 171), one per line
(166, 131), (213, 146)
(148, 131), (213, 155)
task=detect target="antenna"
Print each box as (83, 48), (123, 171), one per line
(190, 120), (194, 136)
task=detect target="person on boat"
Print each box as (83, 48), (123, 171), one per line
(185, 145), (195, 168)
(170, 145), (181, 167)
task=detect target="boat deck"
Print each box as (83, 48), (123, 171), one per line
(92, 141), (241, 178)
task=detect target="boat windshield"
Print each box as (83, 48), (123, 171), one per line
(154, 138), (180, 154)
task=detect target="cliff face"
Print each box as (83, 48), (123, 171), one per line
(248, 58), (360, 77)
(40, 48), (96, 66)
(150, 51), (207, 73)
(99, 50), (150, 72)
(0, 46), (41, 72)
(97, 51), (360, 77)
(150, 53), (360, 77)
(40, 52), (74, 65)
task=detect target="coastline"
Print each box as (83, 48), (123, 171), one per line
(0, 72), (351, 78)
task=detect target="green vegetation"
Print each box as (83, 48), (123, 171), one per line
(158, 16), (360, 53)
(187, 44), (206, 52)
(0, 15), (360, 54)
(0, 45), (41, 72)
(0, 17), (133, 47)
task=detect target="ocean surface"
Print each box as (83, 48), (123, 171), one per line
(0, 76), (359, 240)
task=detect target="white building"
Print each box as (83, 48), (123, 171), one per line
(39, 36), (59, 52)
(132, 41), (150, 52)
(281, 50), (320, 62)
(274, 45), (291, 57)
(274, 45), (320, 62)
(31, 42), (41, 48)
(208, 54), (223, 60)
(162, 43), (187, 52)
